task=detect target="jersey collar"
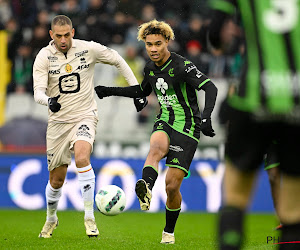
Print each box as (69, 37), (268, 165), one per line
(48, 38), (77, 54)
(156, 53), (173, 71)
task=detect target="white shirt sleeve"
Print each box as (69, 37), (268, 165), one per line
(92, 42), (139, 86)
(33, 49), (49, 106)
(34, 87), (49, 106)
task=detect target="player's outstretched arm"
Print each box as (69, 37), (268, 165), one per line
(94, 85), (151, 99)
(200, 82), (218, 137)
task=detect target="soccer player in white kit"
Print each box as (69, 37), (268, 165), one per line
(33, 15), (144, 238)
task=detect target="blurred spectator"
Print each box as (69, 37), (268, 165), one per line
(180, 14), (207, 53)
(230, 43), (245, 79)
(140, 4), (157, 22)
(110, 11), (132, 45)
(208, 49), (231, 78)
(115, 45), (145, 86)
(35, 10), (52, 28)
(10, 0), (38, 28)
(29, 24), (51, 58)
(114, 0), (141, 22)
(185, 40), (209, 75)
(60, 0), (83, 36)
(5, 18), (23, 61)
(0, 0), (12, 26)
(83, 0), (111, 45)
(7, 43), (33, 94)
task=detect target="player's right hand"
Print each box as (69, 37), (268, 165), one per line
(48, 95), (61, 112)
(94, 85), (110, 99)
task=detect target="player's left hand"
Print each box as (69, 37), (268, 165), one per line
(200, 118), (215, 137)
(94, 85), (110, 99)
(133, 97), (148, 112)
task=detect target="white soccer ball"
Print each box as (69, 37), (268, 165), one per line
(95, 185), (126, 216)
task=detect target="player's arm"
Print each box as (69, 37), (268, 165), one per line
(92, 42), (148, 111)
(183, 61), (218, 137)
(95, 78), (152, 99)
(33, 50), (61, 112)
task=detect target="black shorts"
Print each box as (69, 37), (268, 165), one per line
(225, 109), (300, 176)
(264, 141), (280, 170)
(152, 120), (198, 176)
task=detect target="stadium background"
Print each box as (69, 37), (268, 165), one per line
(0, 0), (273, 213)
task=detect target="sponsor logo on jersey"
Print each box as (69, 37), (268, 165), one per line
(65, 63), (72, 73)
(185, 65), (196, 73)
(168, 68), (174, 77)
(169, 145), (184, 152)
(76, 64), (90, 70)
(156, 78), (168, 94)
(75, 50), (88, 57)
(170, 158), (180, 164)
(47, 151), (54, 165)
(195, 69), (202, 78)
(184, 60), (191, 66)
(157, 94), (178, 107)
(77, 124), (91, 138)
(48, 69), (61, 74)
(80, 57), (86, 63)
(157, 123), (163, 130)
(47, 56), (58, 61)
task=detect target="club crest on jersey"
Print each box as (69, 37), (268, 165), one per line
(156, 78), (168, 94)
(65, 63), (72, 73)
(168, 68), (174, 77)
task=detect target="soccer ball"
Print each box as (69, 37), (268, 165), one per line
(95, 185), (126, 216)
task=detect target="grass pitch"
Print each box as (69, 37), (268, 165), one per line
(0, 210), (279, 249)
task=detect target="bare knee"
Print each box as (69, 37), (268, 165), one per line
(75, 155), (90, 168)
(148, 143), (167, 160)
(267, 168), (280, 186)
(50, 176), (65, 189)
(165, 181), (180, 199)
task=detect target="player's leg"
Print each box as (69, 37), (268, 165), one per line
(136, 129), (169, 211)
(266, 166), (282, 230)
(264, 140), (281, 229)
(160, 167), (185, 244)
(278, 174), (300, 250)
(219, 109), (267, 250)
(276, 127), (300, 249)
(219, 161), (257, 249)
(266, 167), (280, 211)
(39, 165), (68, 238)
(74, 140), (99, 237)
(161, 129), (197, 244)
(39, 122), (72, 238)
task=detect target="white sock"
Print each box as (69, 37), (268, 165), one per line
(45, 181), (62, 222)
(77, 164), (95, 220)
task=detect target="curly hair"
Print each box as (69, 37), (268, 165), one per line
(137, 19), (175, 42)
(51, 15), (73, 30)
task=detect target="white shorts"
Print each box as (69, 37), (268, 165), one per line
(46, 117), (97, 171)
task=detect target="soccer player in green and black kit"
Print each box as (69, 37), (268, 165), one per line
(208, 0), (300, 249)
(95, 19), (218, 244)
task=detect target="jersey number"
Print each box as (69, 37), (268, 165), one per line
(264, 0), (299, 33)
(59, 73), (80, 94)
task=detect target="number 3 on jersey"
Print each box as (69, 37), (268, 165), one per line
(264, 0), (299, 33)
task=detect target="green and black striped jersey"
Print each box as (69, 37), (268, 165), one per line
(211, 0), (300, 122)
(141, 52), (212, 141)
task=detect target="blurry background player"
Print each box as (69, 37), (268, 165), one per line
(94, 19), (218, 244)
(264, 140), (282, 231)
(208, 0), (300, 249)
(33, 15), (145, 238)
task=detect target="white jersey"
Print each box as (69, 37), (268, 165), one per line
(33, 39), (139, 123)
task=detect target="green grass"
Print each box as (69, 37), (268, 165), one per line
(0, 210), (280, 249)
